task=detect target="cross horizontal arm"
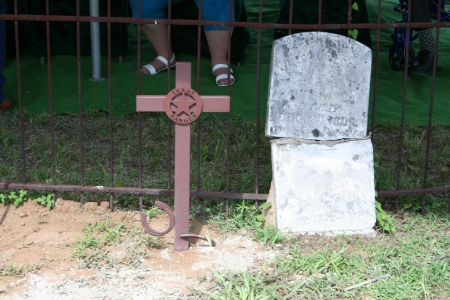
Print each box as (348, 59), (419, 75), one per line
(136, 95), (230, 113)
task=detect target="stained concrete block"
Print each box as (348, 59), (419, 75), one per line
(265, 32), (372, 141)
(271, 137), (376, 235)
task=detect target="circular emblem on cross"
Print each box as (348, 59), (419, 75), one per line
(164, 88), (203, 124)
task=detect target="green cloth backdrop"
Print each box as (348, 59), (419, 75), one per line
(3, 0), (450, 125)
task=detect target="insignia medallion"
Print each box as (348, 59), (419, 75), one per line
(164, 88), (203, 124)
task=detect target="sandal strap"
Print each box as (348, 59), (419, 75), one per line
(155, 55), (169, 69)
(141, 54), (176, 75)
(169, 53), (176, 64)
(212, 64), (233, 74)
(142, 64), (157, 75)
(215, 73), (235, 86)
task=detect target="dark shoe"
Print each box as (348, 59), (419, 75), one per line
(0, 97), (12, 113)
(412, 50), (442, 72)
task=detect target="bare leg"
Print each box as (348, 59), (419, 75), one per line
(140, 24), (175, 74)
(205, 29), (234, 85)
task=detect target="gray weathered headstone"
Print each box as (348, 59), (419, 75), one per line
(266, 32), (372, 141)
(266, 32), (375, 236)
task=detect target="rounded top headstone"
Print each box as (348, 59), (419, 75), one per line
(265, 32), (372, 141)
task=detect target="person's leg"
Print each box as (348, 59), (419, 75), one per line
(139, 24), (175, 74)
(410, 0), (438, 71)
(410, 0), (433, 49)
(198, 0), (235, 85)
(410, 0), (431, 23)
(205, 30), (234, 86)
(129, 0), (181, 74)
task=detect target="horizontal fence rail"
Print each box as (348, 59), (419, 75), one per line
(1, 0), (449, 216)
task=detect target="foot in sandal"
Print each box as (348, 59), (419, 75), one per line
(140, 54), (176, 75)
(212, 64), (235, 86)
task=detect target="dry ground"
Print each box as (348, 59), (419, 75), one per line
(0, 200), (278, 299)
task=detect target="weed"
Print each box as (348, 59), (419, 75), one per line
(34, 194), (55, 209)
(0, 263), (42, 277)
(0, 190), (28, 207)
(198, 268), (274, 300)
(0, 190), (56, 209)
(145, 206), (162, 218)
(141, 234), (162, 249)
(254, 224), (285, 245)
(375, 201), (396, 233)
(72, 218), (161, 269)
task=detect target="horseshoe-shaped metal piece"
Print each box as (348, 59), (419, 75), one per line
(180, 234), (217, 247)
(140, 201), (175, 236)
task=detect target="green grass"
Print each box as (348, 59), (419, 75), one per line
(0, 111), (273, 208)
(190, 212), (450, 299)
(0, 262), (42, 277)
(1, 111), (450, 298)
(1, 111), (449, 211)
(71, 215), (161, 269)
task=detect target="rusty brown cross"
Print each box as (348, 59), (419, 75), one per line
(136, 62), (230, 251)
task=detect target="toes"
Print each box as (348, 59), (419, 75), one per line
(139, 67), (150, 75)
(217, 78), (234, 86)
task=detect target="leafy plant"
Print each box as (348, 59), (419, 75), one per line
(254, 201), (272, 228)
(34, 193), (55, 209)
(375, 200), (396, 233)
(0, 190), (55, 209)
(145, 206), (162, 218)
(348, 2), (359, 39)
(0, 190), (28, 207)
(254, 224), (285, 245)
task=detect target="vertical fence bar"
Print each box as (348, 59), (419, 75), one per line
(106, 0), (115, 210)
(317, 0), (323, 30)
(195, 0), (203, 209)
(395, 0), (414, 211)
(370, 0), (383, 139)
(166, 0), (173, 207)
(76, 0), (86, 206)
(421, 12), (441, 214)
(225, 0), (234, 219)
(254, 0), (264, 196)
(12, 0), (26, 184)
(137, 0), (144, 213)
(45, 0), (56, 201)
(347, 0), (352, 25)
(288, 0), (293, 36)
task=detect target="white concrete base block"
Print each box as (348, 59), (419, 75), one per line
(271, 137), (376, 235)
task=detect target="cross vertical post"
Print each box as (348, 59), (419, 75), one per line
(173, 63), (192, 251)
(136, 62), (230, 251)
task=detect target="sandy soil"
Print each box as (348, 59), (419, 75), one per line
(0, 200), (278, 299)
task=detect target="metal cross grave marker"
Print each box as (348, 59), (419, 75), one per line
(136, 62), (230, 251)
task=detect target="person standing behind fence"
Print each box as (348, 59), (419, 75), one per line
(0, 0), (12, 112)
(129, 0), (236, 87)
(410, 0), (440, 72)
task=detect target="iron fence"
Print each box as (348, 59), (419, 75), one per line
(1, 0), (449, 215)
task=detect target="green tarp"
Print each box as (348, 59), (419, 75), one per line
(3, 0), (450, 125)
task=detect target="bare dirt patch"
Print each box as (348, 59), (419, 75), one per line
(0, 200), (278, 299)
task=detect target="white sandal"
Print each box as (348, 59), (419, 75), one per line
(141, 54), (176, 75)
(212, 64), (235, 87)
